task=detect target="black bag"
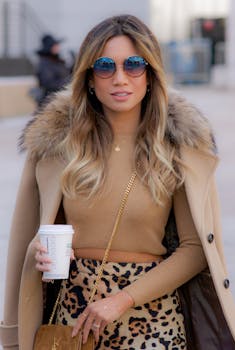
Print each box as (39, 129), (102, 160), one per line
(164, 209), (235, 350)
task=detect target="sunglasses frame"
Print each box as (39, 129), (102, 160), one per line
(91, 55), (148, 79)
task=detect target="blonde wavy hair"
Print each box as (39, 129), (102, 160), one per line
(61, 15), (184, 205)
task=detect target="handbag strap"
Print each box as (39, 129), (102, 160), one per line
(88, 170), (137, 304)
(48, 170), (137, 324)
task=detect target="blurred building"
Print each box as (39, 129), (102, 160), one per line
(150, 0), (228, 43)
(0, 0), (150, 117)
(0, 0), (150, 71)
(150, 0), (231, 85)
(0, 0), (234, 117)
(226, 0), (235, 88)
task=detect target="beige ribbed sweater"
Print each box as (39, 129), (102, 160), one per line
(63, 134), (207, 305)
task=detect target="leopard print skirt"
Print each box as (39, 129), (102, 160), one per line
(56, 258), (187, 350)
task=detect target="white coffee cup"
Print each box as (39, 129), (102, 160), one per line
(38, 224), (74, 279)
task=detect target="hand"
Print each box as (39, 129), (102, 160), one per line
(34, 240), (52, 276)
(34, 240), (75, 282)
(72, 291), (134, 343)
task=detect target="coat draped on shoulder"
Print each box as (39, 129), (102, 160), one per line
(0, 87), (235, 349)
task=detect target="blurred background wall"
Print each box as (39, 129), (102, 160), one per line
(0, 0), (150, 68)
(0, 0), (234, 117)
(151, 0), (228, 42)
(0, 0), (151, 116)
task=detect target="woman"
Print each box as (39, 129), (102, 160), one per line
(0, 15), (235, 350)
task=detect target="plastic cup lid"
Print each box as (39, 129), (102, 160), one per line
(38, 224), (74, 234)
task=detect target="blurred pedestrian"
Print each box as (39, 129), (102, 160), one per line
(33, 34), (72, 106)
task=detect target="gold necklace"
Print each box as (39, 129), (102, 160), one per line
(113, 137), (128, 152)
(113, 132), (136, 152)
(114, 144), (121, 152)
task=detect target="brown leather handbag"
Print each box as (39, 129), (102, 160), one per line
(33, 172), (137, 350)
(33, 325), (94, 350)
(34, 286), (95, 349)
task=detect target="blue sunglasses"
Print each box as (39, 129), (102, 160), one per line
(91, 56), (148, 78)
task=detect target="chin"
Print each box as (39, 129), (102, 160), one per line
(111, 107), (137, 114)
(107, 102), (142, 114)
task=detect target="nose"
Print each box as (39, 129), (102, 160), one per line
(112, 65), (128, 85)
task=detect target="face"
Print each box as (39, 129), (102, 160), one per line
(90, 35), (148, 118)
(51, 44), (60, 54)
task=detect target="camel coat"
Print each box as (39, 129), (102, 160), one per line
(0, 90), (235, 349)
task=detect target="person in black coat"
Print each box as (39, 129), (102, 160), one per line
(34, 34), (72, 106)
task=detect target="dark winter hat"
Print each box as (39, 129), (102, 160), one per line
(37, 34), (64, 54)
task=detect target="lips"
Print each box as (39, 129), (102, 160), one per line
(111, 91), (132, 96)
(110, 91), (132, 102)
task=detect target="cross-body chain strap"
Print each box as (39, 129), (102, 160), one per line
(88, 170), (137, 304)
(48, 171), (137, 324)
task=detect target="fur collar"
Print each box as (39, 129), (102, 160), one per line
(20, 88), (216, 159)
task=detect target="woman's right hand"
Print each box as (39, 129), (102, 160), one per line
(34, 240), (52, 276)
(34, 240), (75, 281)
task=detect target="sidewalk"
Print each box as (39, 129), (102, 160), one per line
(0, 85), (235, 326)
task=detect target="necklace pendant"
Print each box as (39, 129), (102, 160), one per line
(114, 145), (121, 152)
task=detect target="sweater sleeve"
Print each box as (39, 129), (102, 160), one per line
(123, 185), (207, 306)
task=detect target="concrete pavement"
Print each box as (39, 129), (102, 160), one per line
(0, 85), (235, 330)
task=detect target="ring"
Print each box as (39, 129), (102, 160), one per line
(92, 323), (100, 329)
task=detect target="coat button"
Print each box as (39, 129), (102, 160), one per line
(224, 279), (230, 289)
(207, 233), (214, 243)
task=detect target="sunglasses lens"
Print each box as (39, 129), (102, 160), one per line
(93, 57), (115, 78)
(124, 56), (147, 77)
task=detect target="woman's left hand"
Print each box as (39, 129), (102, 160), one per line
(72, 291), (134, 343)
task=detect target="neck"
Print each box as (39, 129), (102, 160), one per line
(104, 107), (141, 135)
